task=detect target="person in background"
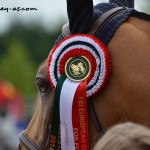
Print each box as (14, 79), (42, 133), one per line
(0, 80), (27, 150)
(0, 107), (18, 150)
(94, 122), (150, 150)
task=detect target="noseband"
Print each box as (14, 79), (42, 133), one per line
(19, 7), (126, 150)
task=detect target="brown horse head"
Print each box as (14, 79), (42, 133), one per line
(19, 0), (150, 149)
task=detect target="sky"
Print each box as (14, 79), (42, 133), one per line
(0, 0), (148, 34)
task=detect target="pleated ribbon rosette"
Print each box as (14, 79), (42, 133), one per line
(47, 34), (111, 150)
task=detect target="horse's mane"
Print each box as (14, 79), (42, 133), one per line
(131, 10), (150, 21)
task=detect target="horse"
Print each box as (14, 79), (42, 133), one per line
(18, 0), (150, 149)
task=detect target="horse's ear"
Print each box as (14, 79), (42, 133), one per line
(66, 0), (93, 34)
(109, 0), (134, 8)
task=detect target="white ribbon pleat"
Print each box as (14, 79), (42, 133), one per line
(60, 78), (80, 150)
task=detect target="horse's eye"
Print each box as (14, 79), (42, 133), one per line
(36, 79), (50, 94)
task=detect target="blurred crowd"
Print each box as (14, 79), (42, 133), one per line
(0, 80), (28, 150)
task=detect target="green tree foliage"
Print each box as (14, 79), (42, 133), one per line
(3, 22), (62, 66)
(0, 22), (63, 94)
(0, 38), (36, 93)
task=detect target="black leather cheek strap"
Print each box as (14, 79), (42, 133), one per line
(88, 100), (105, 135)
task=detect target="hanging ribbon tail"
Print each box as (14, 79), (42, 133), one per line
(72, 80), (89, 150)
(50, 74), (89, 150)
(60, 78), (89, 150)
(60, 78), (81, 150)
(49, 74), (67, 150)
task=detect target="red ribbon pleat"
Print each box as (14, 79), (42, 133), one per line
(72, 80), (89, 150)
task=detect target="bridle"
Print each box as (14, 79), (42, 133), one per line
(19, 118), (51, 150)
(18, 6), (126, 150)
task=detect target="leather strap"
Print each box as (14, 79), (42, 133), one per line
(62, 7), (126, 37)
(88, 100), (104, 135)
(88, 7), (126, 35)
(19, 131), (39, 150)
